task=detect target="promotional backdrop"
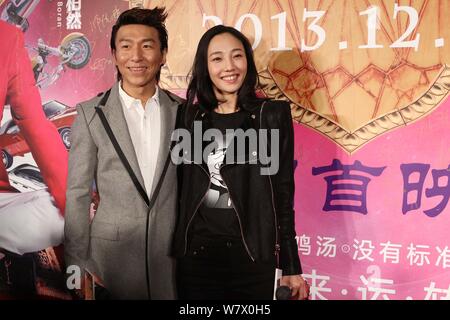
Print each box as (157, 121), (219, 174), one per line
(0, 0), (449, 300)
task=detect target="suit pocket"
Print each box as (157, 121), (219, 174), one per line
(90, 221), (119, 241)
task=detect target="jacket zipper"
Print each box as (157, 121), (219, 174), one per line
(183, 109), (209, 255)
(268, 175), (280, 263)
(219, 110), (255, 261)
(219, 164), (255, 262)
(184, 108), (259, 261)
(259, 102), (280, 260)
(183, 163), (211, 255)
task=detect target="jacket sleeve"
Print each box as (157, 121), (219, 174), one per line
(7, 27), (68, 214)
(64, 104), (97, 272)
(269, 100), (302, 276)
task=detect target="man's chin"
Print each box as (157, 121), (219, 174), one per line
(122, 78), (157, 89)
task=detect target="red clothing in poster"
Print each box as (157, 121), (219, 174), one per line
(0, 20), (67, 214)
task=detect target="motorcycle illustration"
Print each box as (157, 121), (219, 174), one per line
(1, 0), (92, 89)
(30, 33), (92, 89)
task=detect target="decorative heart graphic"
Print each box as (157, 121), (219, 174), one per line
(152, 0), (450, 153)
(259, 64), (450, 153)
(256, 0), (450, 153)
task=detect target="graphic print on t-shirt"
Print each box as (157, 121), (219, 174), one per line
(204, 133), (233, 209)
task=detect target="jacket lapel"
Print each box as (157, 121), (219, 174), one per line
(150, 89), (178, 196)
(102, 83), (146, 195)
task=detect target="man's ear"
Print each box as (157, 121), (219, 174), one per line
(161, 49), (167, 66)
(112, 49), (117, 65)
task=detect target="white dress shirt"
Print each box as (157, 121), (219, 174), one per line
(118, 83), (161, 197)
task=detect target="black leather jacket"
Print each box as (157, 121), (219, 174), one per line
(172, 99), (301, 276)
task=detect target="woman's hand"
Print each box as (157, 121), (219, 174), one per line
(280, 275), (310, 300)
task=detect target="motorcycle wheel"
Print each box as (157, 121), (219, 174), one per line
(61, 33), (91, 69)
(58, 127), (72, 150)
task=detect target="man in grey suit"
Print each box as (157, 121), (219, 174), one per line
(64, 7), (181, 299)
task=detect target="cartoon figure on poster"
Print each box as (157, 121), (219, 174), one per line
(31, 32), (91, 89)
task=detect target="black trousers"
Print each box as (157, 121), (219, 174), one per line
(177, 235), (275, 300)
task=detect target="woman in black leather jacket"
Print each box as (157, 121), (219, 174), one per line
(172, 25), (309, 300)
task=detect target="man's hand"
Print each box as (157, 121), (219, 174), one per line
(72, 270), (104, 300)
(89, 191), (100, 220)
(84, 270), (104, 300)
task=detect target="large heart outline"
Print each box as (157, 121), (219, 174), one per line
(259, 65), (450, 154)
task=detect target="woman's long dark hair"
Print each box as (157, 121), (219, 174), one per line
(186, 25), (260, 112)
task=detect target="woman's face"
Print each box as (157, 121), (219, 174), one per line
(207, 32), (248, 98)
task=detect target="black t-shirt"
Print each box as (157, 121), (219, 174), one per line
(191, 110), (248, 239)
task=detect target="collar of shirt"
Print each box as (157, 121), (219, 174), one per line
(118, 81), (160, 111)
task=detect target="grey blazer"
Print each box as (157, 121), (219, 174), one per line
(64, 83), (181, 299)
